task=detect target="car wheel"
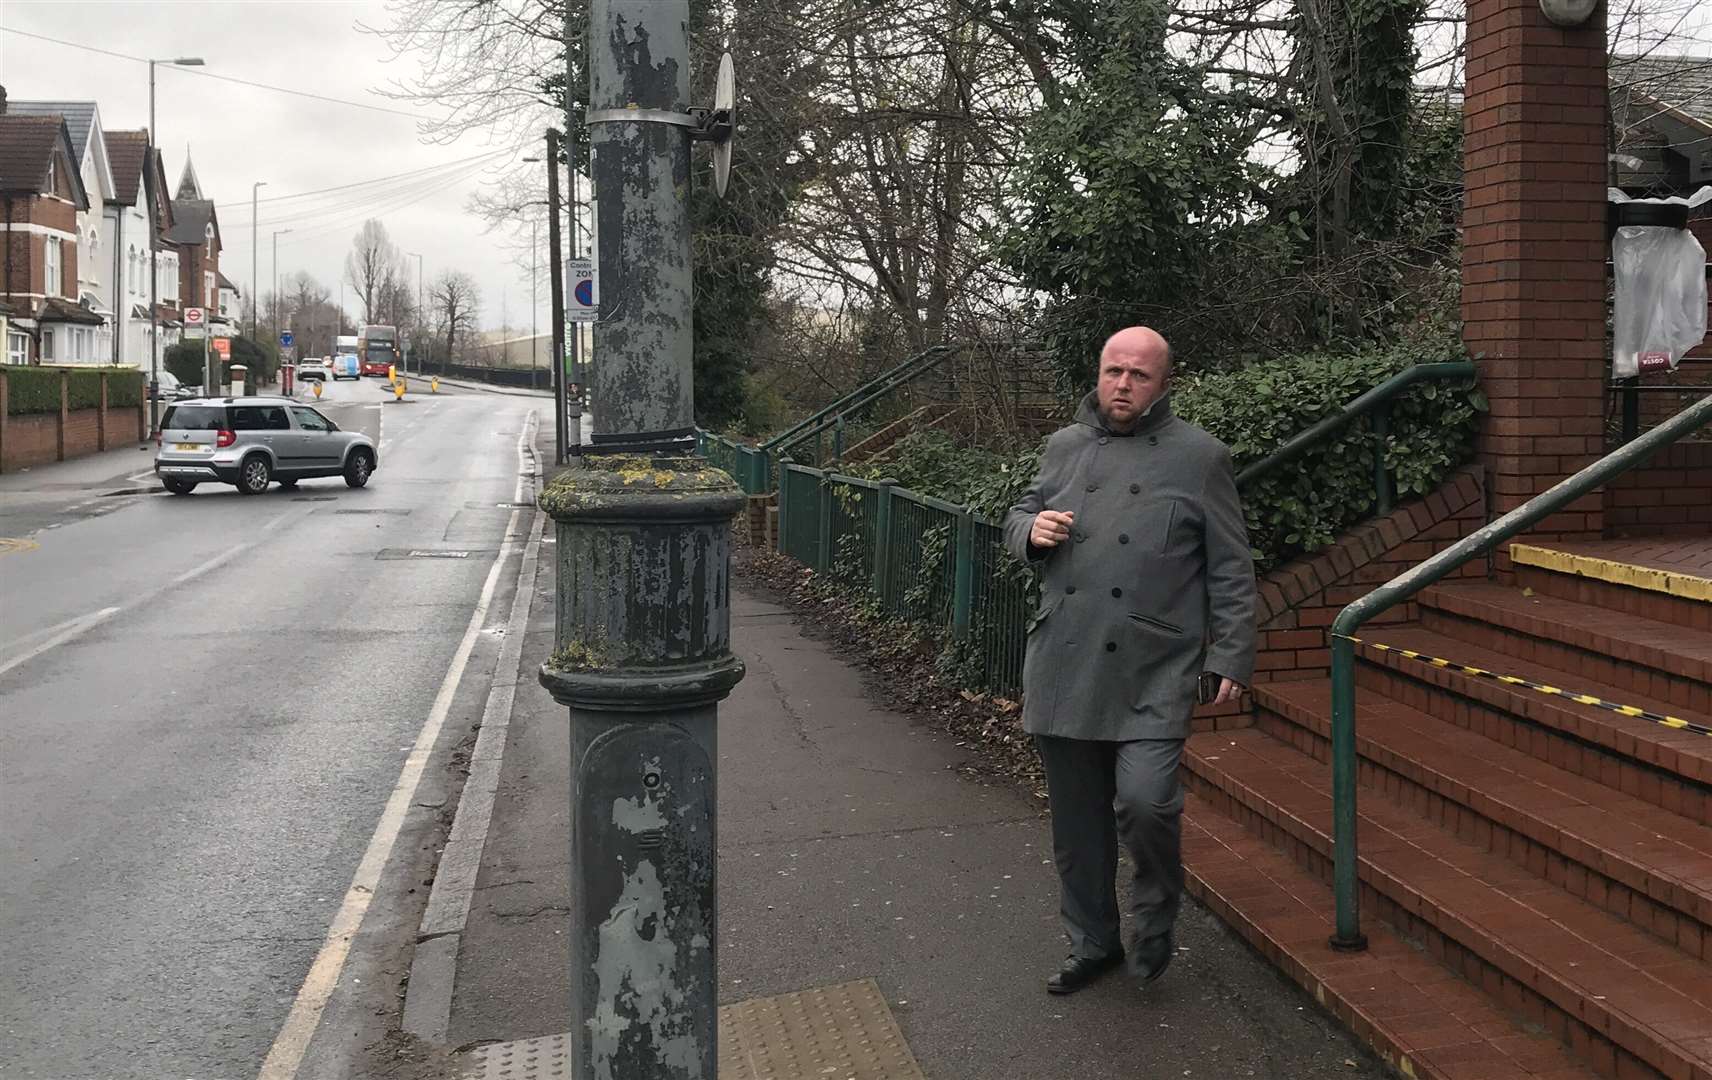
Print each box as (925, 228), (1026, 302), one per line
(163, 479), (197, 495)
(344, 449), (374, 489)
(238, 454), (272, 495)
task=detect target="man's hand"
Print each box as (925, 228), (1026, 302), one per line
(1213, 677), (1243, 705)
(1030, 509), (1075, 549)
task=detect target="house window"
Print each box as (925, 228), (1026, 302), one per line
(7, 330), (28, 364)
(42, 328), (56, 361)
(205, 223), (214, 259)
(44, 238), (62, 297)
(205, 271), (215, 308)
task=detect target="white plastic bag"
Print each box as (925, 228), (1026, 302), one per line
(1609, 186), (1711, 379)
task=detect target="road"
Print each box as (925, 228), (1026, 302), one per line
(0, 378), (543, 1080)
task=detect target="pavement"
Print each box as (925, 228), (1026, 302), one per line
(411, 430), (1397, 1079)
(0, 376), (545, 1080)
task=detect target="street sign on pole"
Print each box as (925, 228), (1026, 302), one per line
(212, 337), (231, 359)
(568, 258), (597, 323)
(184, 307), (205, 327)
(280, 330), (295, 348)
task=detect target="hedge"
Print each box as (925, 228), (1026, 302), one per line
(850, 336), (1484, 572)
(4, 366), (146, 417)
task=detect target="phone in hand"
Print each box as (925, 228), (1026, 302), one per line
(1197, 671), (1221, 706)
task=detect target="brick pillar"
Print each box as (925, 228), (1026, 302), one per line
(1461, 0), (1607, 538)
(0, 369), (9, 473)
(98, 372), (109, 451)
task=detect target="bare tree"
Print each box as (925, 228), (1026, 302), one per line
(344, 220), (403, 325)
(430, 269), (482, 364)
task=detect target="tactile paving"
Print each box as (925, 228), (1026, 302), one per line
(458, 977), (925, 1079)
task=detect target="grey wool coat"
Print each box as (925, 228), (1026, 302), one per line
(1002, 393), (1257, 741)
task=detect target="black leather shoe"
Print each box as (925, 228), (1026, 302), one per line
(1046, 951), (1124, 995)
(1129, 931), (1175, 985)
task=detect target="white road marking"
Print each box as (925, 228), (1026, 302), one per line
(0, 607), (121, 679)
(0, 506), (308, 681)
(258, 408), (539, 1080)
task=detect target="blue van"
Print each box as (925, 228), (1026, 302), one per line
(331, 354), (360, 381)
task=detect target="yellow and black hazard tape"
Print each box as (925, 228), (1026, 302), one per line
(1334, 634), (1712, 738)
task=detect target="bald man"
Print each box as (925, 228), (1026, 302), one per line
(1003, 326), (1256, 995)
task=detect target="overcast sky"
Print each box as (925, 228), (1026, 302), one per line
(1, 0), (550, 337)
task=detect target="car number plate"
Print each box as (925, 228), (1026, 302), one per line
(175, 442), (201, 451)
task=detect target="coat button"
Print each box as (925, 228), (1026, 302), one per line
(1130, 483), (1140, 494)
(1074, 532), (1086, 543)
(1105, 642), (1117, 652)
(1118, 534), (1130, 544)
(1066, 585), (1076, 595)
(1086, 483), (1098, 492)
(1148, 436), (1158, 446)
(1098, 437), (1109, 446)
(1111, 587), (1122, 598)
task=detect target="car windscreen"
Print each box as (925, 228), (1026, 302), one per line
(162, 405), (227, 431)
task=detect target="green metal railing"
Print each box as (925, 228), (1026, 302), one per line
(1236, 361), (1476, 515)
(697, 431), (772, 495)
(1324, 394), (1712, 951)
(693, 345), (959, 496)
(765, 344), (957, 466)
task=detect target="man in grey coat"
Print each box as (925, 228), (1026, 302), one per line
(1003, 325), (1256, 995)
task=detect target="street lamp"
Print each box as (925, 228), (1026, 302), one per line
(251, 181), (266, 343)
(272, 228), (292, 382)
(407, 251), (424, 375)
(147, 55), (203, 432)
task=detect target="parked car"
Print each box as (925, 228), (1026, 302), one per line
(148, 371), (195, 402)
(154, 397), (377, 496)
(297, 358), (329, 382)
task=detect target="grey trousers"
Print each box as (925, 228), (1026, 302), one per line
(1035, 734), (1186, 961)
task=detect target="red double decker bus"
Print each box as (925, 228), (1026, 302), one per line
(358, 325), (398, 377)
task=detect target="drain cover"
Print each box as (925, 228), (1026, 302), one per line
(456, 979), (923, 1080)
(293, 496), (339, 503)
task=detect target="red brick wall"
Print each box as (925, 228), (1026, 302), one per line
(1189, 467), (1488, 728)
(1603, 442), (1712, 536)
(1461, 0), (1607, 537)
(0, 373), (147, 472)
(2, 413), (58, 470)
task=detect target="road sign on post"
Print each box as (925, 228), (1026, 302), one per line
(279, 331), (294, 348)
(212, 337), (231, 359)
(567, 258), (597, 324)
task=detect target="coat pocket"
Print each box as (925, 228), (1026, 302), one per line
(1027, 598), (1059, 635)
(1127, 611), (1183, 636)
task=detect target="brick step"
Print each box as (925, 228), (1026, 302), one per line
(1420, 581), (1712, 716)
(1515, 562), (1710, 633)
(1352, 625), (1712, 825)
(1254, 679), (1712, 961)
(1185, 727), (1712, 1080)
(1182, 792), (1597, 1080)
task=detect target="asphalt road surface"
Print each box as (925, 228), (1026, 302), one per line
(0, 379), (540, 1079)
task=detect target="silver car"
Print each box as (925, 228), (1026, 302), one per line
(154, 397), (378, 496)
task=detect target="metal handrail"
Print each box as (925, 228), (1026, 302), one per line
(1235, 362), (1477, 514)
(764, 344), (957, 459)
(1324, 394), (1712, 951)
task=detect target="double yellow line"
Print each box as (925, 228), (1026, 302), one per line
(1337, 634), (1712, 738)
